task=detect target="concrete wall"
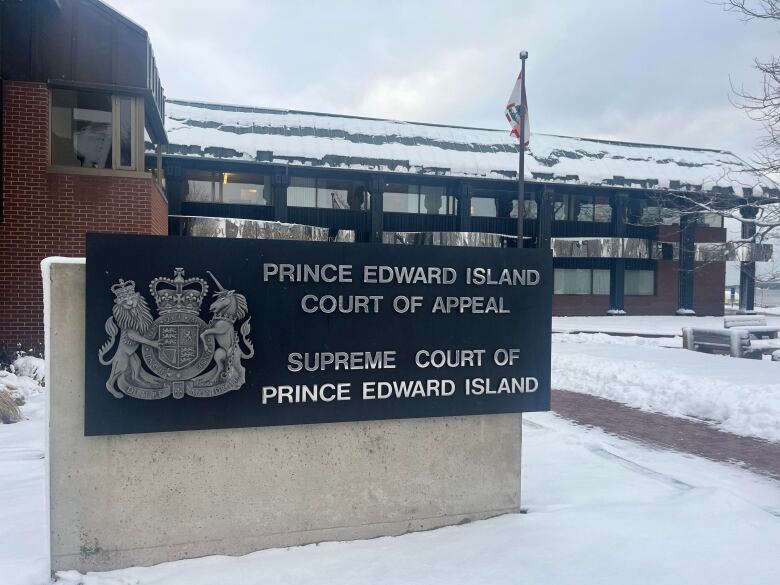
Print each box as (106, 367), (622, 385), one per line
(46, 260), (523, 573)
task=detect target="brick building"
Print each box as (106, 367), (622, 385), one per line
(1, 0), (777, 351)
(1, 0), (167, 350)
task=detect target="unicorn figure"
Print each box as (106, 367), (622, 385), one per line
(200, 271), (254, 385)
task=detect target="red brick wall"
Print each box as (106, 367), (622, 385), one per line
(150, 183), (169, 235)
(0, 81), (168, 349)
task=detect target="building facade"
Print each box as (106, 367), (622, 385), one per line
(0, 0), (168, 350)
(1, 1), (776, 351)
(158, 100), (777, 320)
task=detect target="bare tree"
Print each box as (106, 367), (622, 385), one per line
(724, 1), (780, 176)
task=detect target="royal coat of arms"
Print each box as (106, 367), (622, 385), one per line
(98, 268), (254, 399)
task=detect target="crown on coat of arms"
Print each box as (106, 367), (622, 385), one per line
(111, 279), (137, 301)
(149, 268), (208, 315)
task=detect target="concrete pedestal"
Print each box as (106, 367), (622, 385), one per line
(45, 260), (523, 572)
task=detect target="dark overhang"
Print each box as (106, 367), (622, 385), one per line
(1, 0), (167, 143)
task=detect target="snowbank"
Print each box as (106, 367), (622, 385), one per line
(0, 368), (43, 405)
(552, 314), (780, 336)
(552, 337), (780, 441)
(553, 331), (680, 348)
(0, 386), (46, 585)
(12, 356), (45, 385)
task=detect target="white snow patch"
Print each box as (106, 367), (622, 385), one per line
(11, 356), (45, 385)
(0, 384), (47, 585)
(0, 370), (43, 405)
(552, 336), (780, 441)
(552, 314), (780, 336)
(553, 331), (681, 348)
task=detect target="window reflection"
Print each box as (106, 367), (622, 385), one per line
(554, 268), (611, 295)
(118, 96), (133, 168)
(625, 198), (679, 226)
(470, 189), (536, 219)
(184, 171), (272, 206)
(553, 194), (568, 220)
(51, 89), (113, 169)
(594, 196), (612, 222)
(383, 184), (456, 215)
(553, 193), (611, 222)
(554, 268), (591, 294)
(289, 177), (370, 210)
(625, 270), (655, 295)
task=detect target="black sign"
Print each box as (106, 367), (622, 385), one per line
(85, 233), (552, 435)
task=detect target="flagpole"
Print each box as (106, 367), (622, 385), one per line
(517, 51), (528, 248)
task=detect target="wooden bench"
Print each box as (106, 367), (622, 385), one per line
(682, 327), (761, 359)
(723, 315), (779, 340)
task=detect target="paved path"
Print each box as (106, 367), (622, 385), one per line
(552, 389), (780, 480)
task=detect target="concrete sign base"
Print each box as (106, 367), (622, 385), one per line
(45, 260), (523, 572)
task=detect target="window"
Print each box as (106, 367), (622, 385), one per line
(700, 213), (723, 228)
(553, 193), (612, 222)
(288, 177), (317, 207)
(184, 171), (272, 206)
(471, 196), (497, 217)
(593, 196), (612, 222)
(553, 268), (610, 295)
(223, 173), (271, 205)
(383, 183), (417, 213)
(51, 88), (144, 171)
(117, 96), (133, 169)
(572, 194), (594, 221)
(383, 183), (456, 215)
(186, 170), (215, 202)
(625, 198), (680, 226)
(592, 269), (611, 295)
(624, 270), (655, 295)
(553, 194), (569, 220)
(288, 177), (370, 210)
(420, 185), (449, 215)
(470, 188), (537, 219)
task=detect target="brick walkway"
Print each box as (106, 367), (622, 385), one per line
(552, 389), (780, 480)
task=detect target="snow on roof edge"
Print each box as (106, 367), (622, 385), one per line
(165, 98), (734, 155)
(160, 99), (780, 196)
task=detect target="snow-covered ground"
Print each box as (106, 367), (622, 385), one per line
(550, 321), (780, 442)
(552, 314), (780, 336)
(0, 392), (47, 585)
(3, 330), (780, 584)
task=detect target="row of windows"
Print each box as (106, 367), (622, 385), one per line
(552, 193), (612, 222)
(181, 175), (574, 221)
(185, 176), (536, 217)
(180, 172), (724, 229)
(553, 268), (655, 296)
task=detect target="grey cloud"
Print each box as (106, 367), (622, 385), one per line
(110, 0), (775, 157)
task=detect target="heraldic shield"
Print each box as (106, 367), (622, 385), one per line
(97, 267), (254, 400)
(158, 323), (200, 369)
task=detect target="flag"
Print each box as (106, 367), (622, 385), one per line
(505, 71), (530, 146)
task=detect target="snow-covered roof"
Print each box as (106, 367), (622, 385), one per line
(162, 99), (779, 197)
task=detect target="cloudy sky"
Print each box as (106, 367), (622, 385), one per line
(110, 0), (776, 159)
